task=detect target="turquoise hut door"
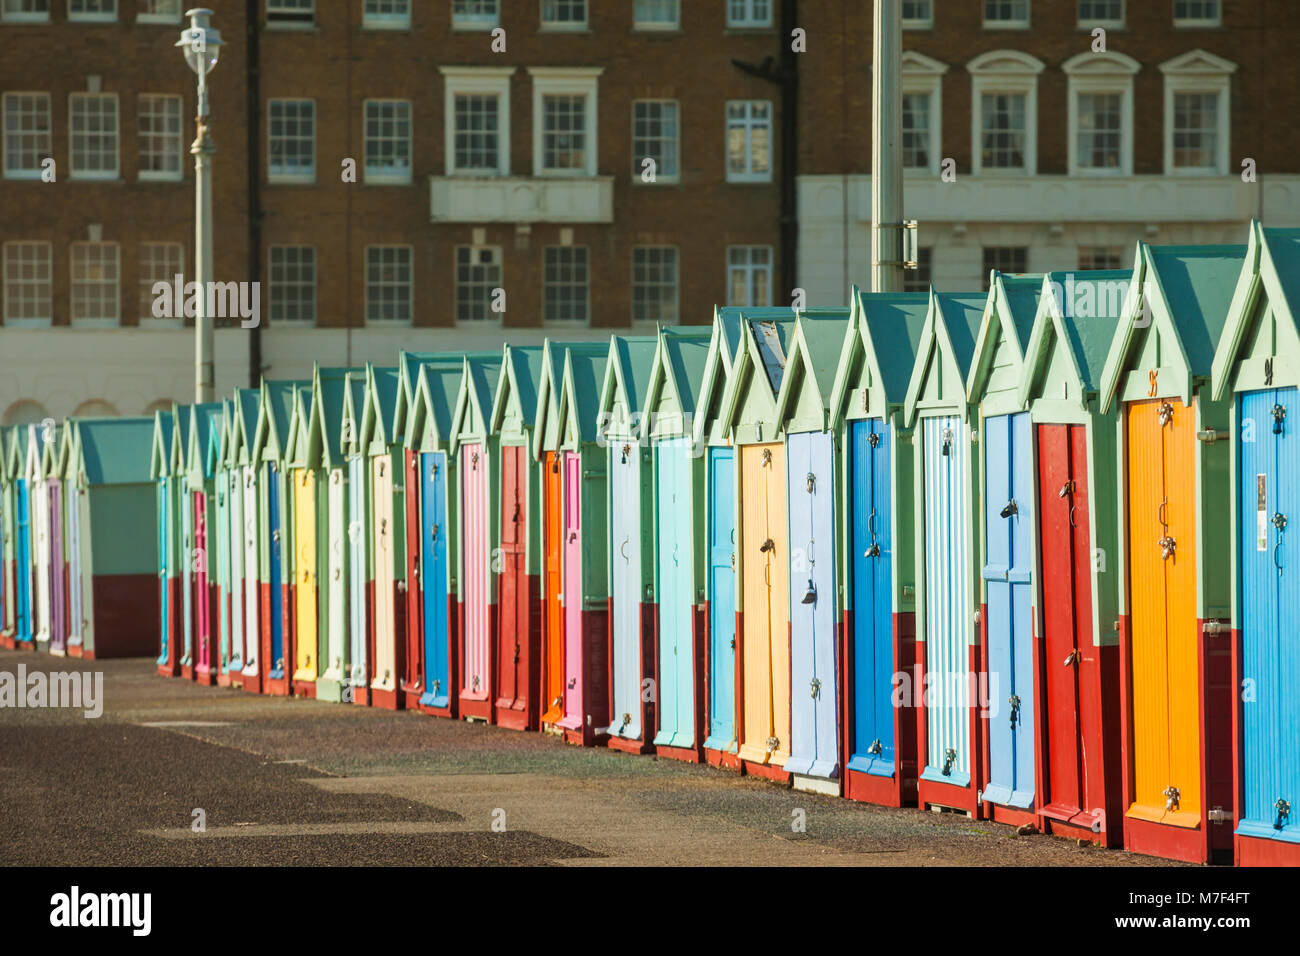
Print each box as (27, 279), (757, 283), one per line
(785, 430), (839, 778)
(921, 415), (971, 785)
(704, 447), (737, 752)
(67, 484), (83, 648)
(848, 419), (895, 777)
(216, 476), (230, 674)
(241, 466), (260, 676)
(420, 452), (449, 709)
(654, 437), (695, 748)
(227, 472), (244, 671)
(609, 439), (643, 740)
(156, 479), (170, 666)
(15, 480), (31, 643)
(981, 412), (1036, 808)
(1237, 387), (1300, 843)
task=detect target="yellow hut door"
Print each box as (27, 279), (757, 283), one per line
(738, 442), (790, 767)
(293, 468), (317, 683)
(1126, 397), (1200, 826)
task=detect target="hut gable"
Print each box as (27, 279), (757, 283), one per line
(490, 344), (545, 441)
(720, 311), (798, 444)
(774, 308), (852, 434)
(642, 326), (710, 441)
(904, 291), (987, 425)
(597, 334), (658, 443)
(966, 273), (1044, 415)
(829, 288), (929, 429)
(449, 354), (504, 454)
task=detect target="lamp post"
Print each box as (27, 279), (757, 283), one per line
(872, 0), (904, 293)
(177, 8), (223, 403)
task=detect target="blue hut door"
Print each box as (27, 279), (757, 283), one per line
(156, 479), (169, 665)
(848, 419), (894, 777)
(180, 483), (192, 666)
(420, 452), (449, 709)
(609, 439), (642, 739)
(268, 464), (285, 678)
(704, 447), (737, 752)
(347, 456), (368, 690)
(228, 472), (245, 672)
(921, 415), (972, 785)
(654, 437), (694, 748)
(982, 412), (1035, 808)
(785, 431), (839, 778)
(16, 480), (30, 643)
(67, 485), (83, 647)
(1238, 387), (1300, 842)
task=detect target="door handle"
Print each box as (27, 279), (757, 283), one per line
(620, 538), (628, 562)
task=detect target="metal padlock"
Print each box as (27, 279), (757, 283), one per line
(810, 677), (821, 699)
(1159, 535), (1176, 560)
(1008, 694), (1021, 729)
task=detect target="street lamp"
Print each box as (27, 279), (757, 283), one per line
(176, 8), (223, 403)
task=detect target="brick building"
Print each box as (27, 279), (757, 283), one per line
(0, 0), (788, 419)
(797, 0), (1300, 301)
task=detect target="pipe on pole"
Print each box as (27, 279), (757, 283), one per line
(871, 0), (904, 293)
(193, 88), (216, 403)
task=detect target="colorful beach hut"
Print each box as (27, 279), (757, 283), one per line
(361, 364), (405, 710)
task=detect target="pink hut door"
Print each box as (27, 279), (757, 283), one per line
(461, 442), (490, 701)
(193, 492), (211, 672)
(560, 451), (583, 730)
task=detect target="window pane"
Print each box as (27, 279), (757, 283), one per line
(70, 241), (121, 323)
(632, 246), (678, 322)
(70, 93), (120, 178)
(138, 93), (183, 178)
(2, 242), (52, 321)
(1076, 92), (1121, 169)
(3, 93), (52, 177)
(453, 94), (499, 172)
(139, 241), (184, 319)
(365, 245), (413, 323)
(270, 245), (316, 323)
(543, 246), (589, 322)
(902, 92), (930, 169)
(1172, 91), (1218, 168)
(364, 100), (411, 180)
(269, 99), (315, 179)
(633, 0), (677, 27)
(632, 100), (678, 180)
(543, 95), (586, 171)
(980, 93), (1025, 169)
(455, 246), (502, 322)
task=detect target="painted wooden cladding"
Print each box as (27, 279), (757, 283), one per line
(347, 456), (368, 689)
(215, 473), (230, 674)
(654, 437), (695, 747)
(241, 465), (260, 677)
(66, 486), (83, 648)
(497, 444), (528, 718)
(1236, 387), (1300, 843)
(738, 441), (791, 767)
(371, 455), (396, 694)
(785, 430), (839, 778)
(267, 464), (286, 678)
(561, 451), (584, 730)
(848, 419), (895, 777)
(420, 452), (450, 709)
(1036, 424), (1098, 822)
(704, 446), (737, 753)
(156, 480), (170, 666)
(982, 412), (1036, 808)
(15, 479), (31, 644)
(542, 452), (564, 724)
(323, 469), (347, 690)
(921, 415), (972, 785)
(461, 441), (490, 702)
(1125, 397), (1201, 826)
(179, 479), (191, 667)
(609, 438), (643, 739)
(32, 476), (49, 644)
(227, 472), (244, 671)
(293, 468), (317, 682)
(49, 481), (65, 653)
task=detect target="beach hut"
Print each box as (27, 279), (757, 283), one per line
(903, 290), (988, 816)
(718, 311), (798, 781)
(1015, 269), (1130, 846)
(828, 288), (928, 807)
(211, 400), (236, 687)
(40, 422), (66, 655)
(532, 341), (610, 747)
(772, 308), (852, 795)
(361, 364), (406, 710)
(597, 334), (660, 754)
(533, 341), (570, 731)
(227, 387), (263, 693)
(1210, 223), (1300, 866)
(306, 367), (364, 704)
(1098, 241), (1245, 863)
(11, 427), (34, 651)
(339, 371), (371, 705)
(965, 272), (1044, 826)
(489, 344), (547, 731)
(167, 405), (194, 677)
(57, 418), (159, 658)
(405, 359), (468, 716)
(179, 404), (224, 682)
(641, 326), (712, 762)
(0, 427), (12, 649)
(282, 385), (320, 697)
(27, 421), (53, 651)
(150, 411), (176, 674)
(690, 307), (751, 769)
(449, 353), (505, 723)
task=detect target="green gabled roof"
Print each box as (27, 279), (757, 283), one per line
(1260, 226), (1300, 326)
(169, 402), (191, 473)
(937, 293), (987, 379)
(71, 418), (155, 486)
(22, 423), (43, 479)
(364, 365), (401, 448)
(966, 273), (1045, 404)
(532, 340), (572, 459)
(490, 344), (545, 433)
(150, 410), (173, 479)
(40, 421), (62, 476)
(1147, 244), (1246, 377)
(342, 372), (368, 456)
(313, 366), (363, 467)
(559, 343), (609, 446)
(413, 360), (465, 452)
(1052, 270), (1131, 394)
(233, 387), (260, 461)
(598, 334), (659, 439)
(258, 379), (310, 459)
(903, 290), (988, 424)
(774, 309), (852, 430)
(645, 326), (712, 425)
(1000, 273), (1043, 348)
(283, 384), (313, 465)
(187, 402), (224, 477)
(858, 289), (930, 405)
(449, 353), (504, 451)
(719, 310), (799, 435)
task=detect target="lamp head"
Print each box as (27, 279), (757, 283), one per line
(176, 8), (223, 76)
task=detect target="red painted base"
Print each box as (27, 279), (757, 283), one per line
(180, 665), (195, 681)
(216, 670), (233, 688)
(76, 649), (99, 660)
(986, 802), (1037, 829)
(351, 684), (371, 707)
(14, 640), (35, 652)
(459, 696), (492, 721)
(370, 686), (400, 710)
(292, 680), (316, 699)
(607, 735), (653, 755)
(420, 701), (454, 719)
(704, 747), (743, 772)
(562, 726), (608, 748)
(742, 759), (791, 784)
(494, 703), (529, 731)
(239, 672), (262, 695)
(1236, 835), (1300, 866)
(1122, 815), (1215, 863)
(263, 676), (290, 697)
(1042, 813), (1107, 847)
(157, 662), (177, 678)
(655, 743), (702, 764)
(194, 666), (217, 687)
(67, 643), (85, 659)
(845, 768), (914, 808)
(0, 634), (15, 650)
(918, 777), (982, 817)
(400, 688), (422, 710)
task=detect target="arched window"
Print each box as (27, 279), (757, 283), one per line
(72, 399), (120, 419)
(142, 398), (177, 416)
(3, 399), (50, 426)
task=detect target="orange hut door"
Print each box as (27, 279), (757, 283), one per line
(541, 452), (564, 724)
(1126, 397), (1200, 826)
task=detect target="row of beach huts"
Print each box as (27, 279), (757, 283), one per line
(1, 220), (1296, 867)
